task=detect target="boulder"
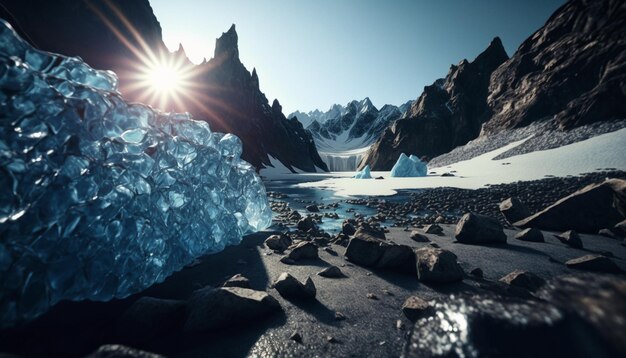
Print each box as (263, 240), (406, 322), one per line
(305, 204), (319, 212)
(424, 224), (443, 235)
(554, 230), (583, 249)
(499, 270), (546, 292)
(317, 266), (345, 278)
(499, 197), (531, 224)
(345, 237), (386, 267)
(286, 241), (319, 261)
(415, 247), (464, 283)
(264, 234), (292, 252)
(272, 273), (316, 299)
(297, 216), (314, 231)
(342, 221), (356, 236)
(376, 244), (416, 273)
(184, 287), (280, 332)
(565, 255), (621, 273)
(514, 228), (544, 242)
(223, 274), (251, 289)
(514, 179), (626, 233)
(115, 297), (185, 343)
(353, 225), (386, 240)
(455, 213), (507, 244)
(410, 231), (430, 242)
(402, 296), (434, 322)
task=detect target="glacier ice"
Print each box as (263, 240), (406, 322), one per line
(390, 153), (428, 177)
(353, 165), (373, 179)
(0, 20), (272, 327)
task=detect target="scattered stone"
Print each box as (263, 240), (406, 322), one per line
(565, 255), (621, 273)
(286, 241), (319, 261)
(345, 236), (385, 267)
(317, 266), (345, 278)
(297, 216), (315, 231)
(499, 270), (546, 292)
(323, 246), (338, 255)
(613, 219), (626, 238)
(334, 311), (346, 321)
(289, 331), (302, 343)
(470, 268), (484, 278)
(598, 228), (618, 239)
(402, 296), (434, 322)
(514, 179), (626, 233)
(327, 336), (338, 344)
(415, 247), (464, 283)
(306, 204), (320, 212)
(115, 297), (185, 343)
(279, 257), (296, 265)
(342, 222), (356, 236)
(375, 176), (385, 180)
(184, 287), (280, 332)
(455, 212), (507, 244)
(499, 197), (531, 224)
(396, 319), (405, 330)
(382, 289), (393, 296)
(554, 230), (583, 249)
(376, 244), (416, 273)
(514, 228), (544, 242)
(424, 224), (443, 235)
(353, 225), (386, 240)
(85, 344), (164, 358)
(367, 293), (379, 300)
(264, 234), (292, 252)
(272, 273), (316, 299)
(223, 274), (251, 289)
(410, 231), (430, 242)
(440, 172), (455, 177)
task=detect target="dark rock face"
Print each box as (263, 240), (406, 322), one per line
(415, 247), (464, 283)
(483, 0), (626, 134)
(360, 38), (508, 170)
(0, 0), (328, 172)
(344, 237), (415, 273)
(115, 297), (185, 344)
(455, 213), (507, 244)
(499, 197), (531, 224)
(515, 179), (626, 233)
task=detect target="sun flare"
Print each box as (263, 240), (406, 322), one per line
(148, 63), (181, 93)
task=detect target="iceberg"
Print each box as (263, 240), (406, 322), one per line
(0, 20), (272, 327)
(390, 153), (428, 177)
(353, 165), (373, 179)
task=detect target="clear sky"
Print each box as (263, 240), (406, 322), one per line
(149, 0), (565, 114)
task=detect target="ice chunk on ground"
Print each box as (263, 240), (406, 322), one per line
(0, 20), (272, 327)
(353, 165), (373, 179)
(390, 153), (427, 177)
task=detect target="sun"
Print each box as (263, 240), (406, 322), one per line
(148, 63), (181, 93)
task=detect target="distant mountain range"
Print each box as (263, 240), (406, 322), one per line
(0, 0), (328, 172)
(288, 99), (413, 152)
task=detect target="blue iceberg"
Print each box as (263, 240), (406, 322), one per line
(0, 20), (272, 327)
(353, 165), (373, 179)
(390, 153), (427, 177)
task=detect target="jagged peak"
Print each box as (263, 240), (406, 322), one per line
(271, 99), (282, 112)
(473, 36), (509, 66)
(214, 23), (239, 59)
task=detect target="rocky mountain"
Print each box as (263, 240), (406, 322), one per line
(361, 38), (509, 170)
(0, 0), (327, 172)
(483, 0), (626, 134)
(289, 99), (412, 152)
(362, 0), (625, 170)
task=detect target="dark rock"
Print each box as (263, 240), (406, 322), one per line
(402, 296), (434, 322)
(440, 173), (455, 177)
(264, 234), (292, 252)
(598, 228), (618, 239)
(366, 293), (378, 300)
(376, 244), (416, 273)
(273, 273), (316, 299)
(353, 225), (386, 240)
(565, 255), (621, 273)
(470, 268), (484, 278)
(297, 216), (315, 231)
(499, 270), (546, 292)
(345, 237), (385, 267)
(514, 228), (544, 242)
(515, 179), (626, 234)
(223, 274), (251, 289)
(334, 311), (346, 321)
(85, 344), (164, 358)
(409, 231), (430, 242)
(614, 219), (626, 238)
(499, 197), (531, 224)
(415, 247), (464, 283)
(289, 331), (302, 343)
(455, 212), (507, 244)
(375, 176), (384, 180)
(184, 287), (280, 332)
(424, 224), (444, 235)
(317, 266), (345, 278)
(554, 230), (583, 249)
(115, 297), (185, 343)
(305, 204), (320, 212)
(342, 222), (356, 236)
(286, 241), (319, 261)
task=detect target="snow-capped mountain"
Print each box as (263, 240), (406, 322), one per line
(288, 99), (412, 171)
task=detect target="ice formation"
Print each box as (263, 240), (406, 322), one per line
(353, 165), (373, 179)
(390, 153), (428, 177)
(0, 20), (272, 327)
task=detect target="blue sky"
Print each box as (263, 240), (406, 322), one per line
(149, 0), (565, 114)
